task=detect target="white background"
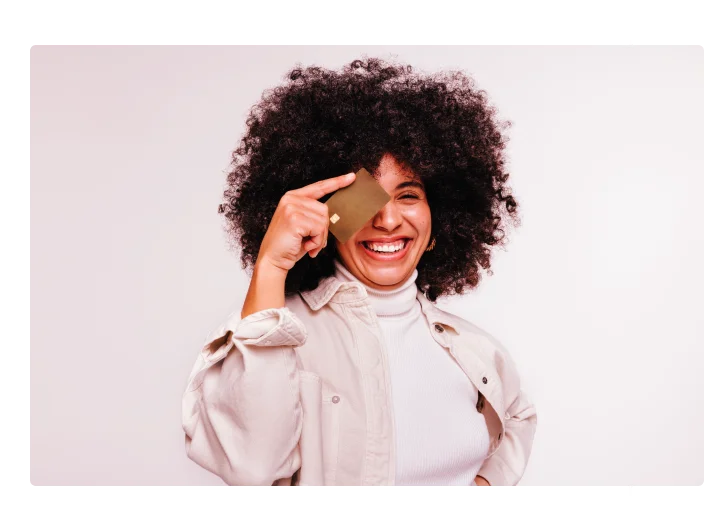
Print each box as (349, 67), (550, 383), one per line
(30, 45), (704, 485)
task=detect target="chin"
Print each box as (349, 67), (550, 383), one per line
(362, 262), (416, 286)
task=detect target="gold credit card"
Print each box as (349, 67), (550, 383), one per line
(323, 167), (391, 244)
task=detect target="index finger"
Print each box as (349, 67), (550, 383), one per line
(289, 172), (356, 200)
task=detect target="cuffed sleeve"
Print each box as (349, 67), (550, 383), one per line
(477, 385), (537, 486)
(182, 306), (307, 485)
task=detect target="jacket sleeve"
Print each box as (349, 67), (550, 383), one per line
(476, 341), (538, 486)
(182, 306), (307, 485)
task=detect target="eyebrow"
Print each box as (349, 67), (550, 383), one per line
(394, 180), (425, 192)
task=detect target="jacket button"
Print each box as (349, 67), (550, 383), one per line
(434, 324), (444, 333)
(332, 396), (340, 404)
(482, 377), (487, 384)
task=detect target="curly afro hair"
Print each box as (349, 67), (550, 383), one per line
(218, 56), (520, 302)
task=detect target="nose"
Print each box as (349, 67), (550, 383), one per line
(372, 200), (403, 231)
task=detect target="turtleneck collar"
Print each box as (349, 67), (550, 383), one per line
(333, 257), (419, 318)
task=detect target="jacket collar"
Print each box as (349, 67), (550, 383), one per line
(299, 273), (458, 333)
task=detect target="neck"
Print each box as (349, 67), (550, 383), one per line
(333, 258), (419, 317)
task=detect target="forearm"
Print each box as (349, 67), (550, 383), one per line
(241, 260), (288, 318)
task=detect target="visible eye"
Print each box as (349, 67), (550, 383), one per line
(400, 194), (420, 200)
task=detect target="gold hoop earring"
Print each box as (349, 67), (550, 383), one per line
(425, 236), (436, 252)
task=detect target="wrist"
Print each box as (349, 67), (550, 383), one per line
(254, 257), (289, 281)
(241, 258), (288, 319)
(474, 475), (491, 486)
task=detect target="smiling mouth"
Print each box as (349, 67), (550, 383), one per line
(361, 238), (411, 254)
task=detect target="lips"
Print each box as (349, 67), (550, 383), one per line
(361, 238), (410, 250)
(361, 236), (411, 244)
(360, 238), (412, 260)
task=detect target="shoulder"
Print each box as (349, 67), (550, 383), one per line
(285, 292), (313, 318)
(433, 303), (520, 376)
(431, 303), (508, 351)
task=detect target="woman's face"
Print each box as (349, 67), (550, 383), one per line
(335, 153), (432, 290)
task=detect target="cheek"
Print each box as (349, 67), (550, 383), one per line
(337, 240), (355, 254)
(405, 206), (432, 231)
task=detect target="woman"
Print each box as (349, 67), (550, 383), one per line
(182, 57), (537, 486)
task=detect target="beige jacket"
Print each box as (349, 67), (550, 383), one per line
(182, 273), (537, 485)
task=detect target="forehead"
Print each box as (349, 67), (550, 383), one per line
(373, 155), (425, 189)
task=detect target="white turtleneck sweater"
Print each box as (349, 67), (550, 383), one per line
(333, 258), (491, 485)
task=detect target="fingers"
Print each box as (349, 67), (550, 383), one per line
(278, 173), (350, 259)
(281, 191), (330, 219)
(288, 172), (356, 201)
(289, 208), (327, 259)
(280, 194), (330, 253)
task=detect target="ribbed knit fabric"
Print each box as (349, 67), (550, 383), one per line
(333, 258), (490, 485)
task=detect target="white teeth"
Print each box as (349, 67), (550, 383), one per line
(365, 240), (406, 253)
